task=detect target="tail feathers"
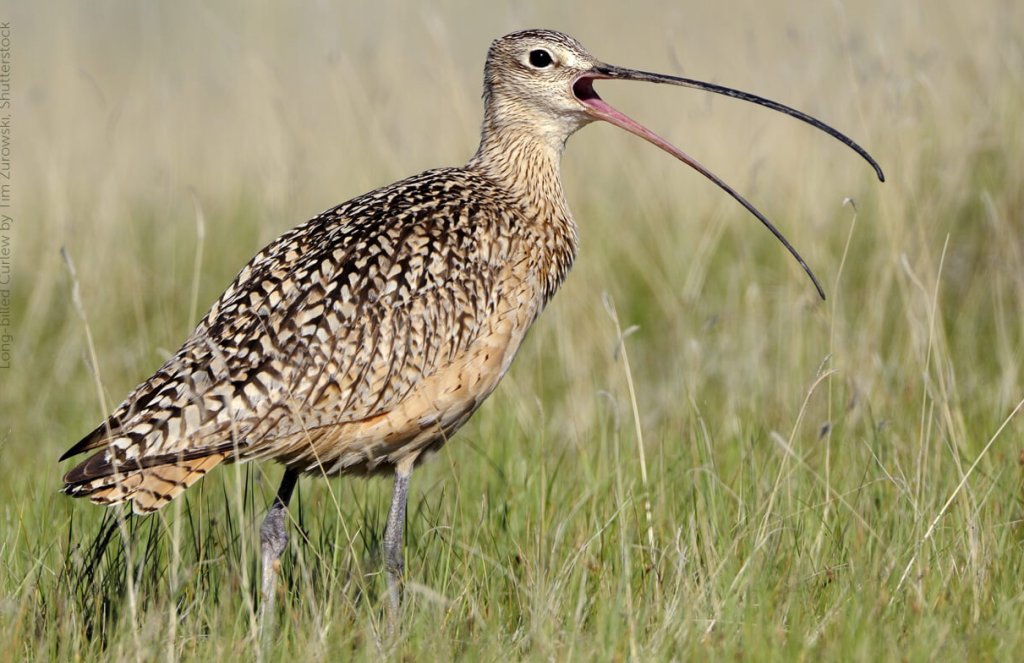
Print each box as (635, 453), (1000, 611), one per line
(63, 453), (226, 514)
(59, 419), (123, 462)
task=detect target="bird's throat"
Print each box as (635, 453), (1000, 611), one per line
(468, 122), (573, 218)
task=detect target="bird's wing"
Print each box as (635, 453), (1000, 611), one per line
(61, 168), (528, 496)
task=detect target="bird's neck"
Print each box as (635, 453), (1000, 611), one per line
(467, 121), (573, 221)
(467, 121), (580, 304)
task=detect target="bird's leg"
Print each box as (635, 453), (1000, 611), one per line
(259, 469), (298, 637)
(384, 460), (413, 624)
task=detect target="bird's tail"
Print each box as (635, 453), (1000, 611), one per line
(63, 453), (227, 514)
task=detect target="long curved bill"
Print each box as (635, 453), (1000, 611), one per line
(573, 63), (885, 301)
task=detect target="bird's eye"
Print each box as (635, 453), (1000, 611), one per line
(528, 49), (553, 68)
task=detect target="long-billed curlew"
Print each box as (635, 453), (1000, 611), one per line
(60, 29), (883, 624)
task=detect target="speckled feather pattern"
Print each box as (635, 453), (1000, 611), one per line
(62, 30), (587, 514)
(63, 165), (577, 512)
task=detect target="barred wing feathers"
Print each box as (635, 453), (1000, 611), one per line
(61, 168), (533, 514)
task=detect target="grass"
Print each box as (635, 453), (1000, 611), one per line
(3, 0), (1024, 660)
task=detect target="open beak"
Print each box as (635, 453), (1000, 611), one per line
(572, 64), (885, 301)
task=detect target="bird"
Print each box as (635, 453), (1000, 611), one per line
(60, 29), (883, 626)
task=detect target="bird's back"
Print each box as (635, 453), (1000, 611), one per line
(61, 166), (578, 513)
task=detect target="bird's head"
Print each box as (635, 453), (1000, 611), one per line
(481, 29), (602, 140)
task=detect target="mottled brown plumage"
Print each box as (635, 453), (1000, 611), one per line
(62, 165), (573, 512)
(60, 29), (881, 624)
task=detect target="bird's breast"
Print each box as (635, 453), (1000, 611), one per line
(275, 282), (541, 476)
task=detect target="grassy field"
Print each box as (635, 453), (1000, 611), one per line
(3, 0), (1024, 660)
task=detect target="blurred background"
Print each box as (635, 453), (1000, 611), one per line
(2, 0), (1024, 657)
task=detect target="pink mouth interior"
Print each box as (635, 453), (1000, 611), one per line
(573, 76), (627, 120)
(572, 77), (601, 103)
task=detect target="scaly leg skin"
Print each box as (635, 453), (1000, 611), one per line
(384, 461), (413, 629)
(259, 469), (298, 639)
